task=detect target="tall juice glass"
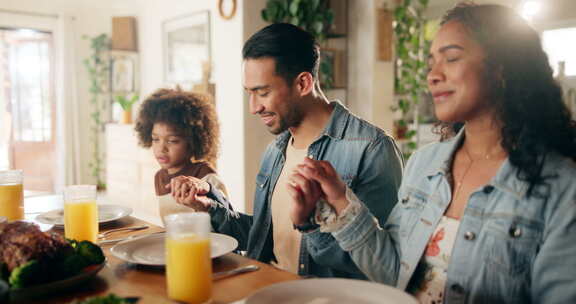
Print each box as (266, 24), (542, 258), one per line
(64, 185), (98, 242)
(165, 212), (212, 304)
(0, 170), (24, 221)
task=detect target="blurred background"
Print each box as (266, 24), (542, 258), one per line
(0, 0), (574, 223)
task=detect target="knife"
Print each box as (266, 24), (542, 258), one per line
(212, 265), (260, 280)
(99, 231), (165, 245)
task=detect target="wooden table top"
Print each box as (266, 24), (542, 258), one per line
(16, 196), (301, 303)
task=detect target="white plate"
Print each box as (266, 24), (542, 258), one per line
(110, 232), (238, 266)
(35, 204), (133, 226)
(245, 278), (418, 304)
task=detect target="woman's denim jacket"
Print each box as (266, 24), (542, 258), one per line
(207, 102), (403, 278)
(333, 130), (576, 303)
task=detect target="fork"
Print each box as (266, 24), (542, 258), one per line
(98, 225), (149, 239)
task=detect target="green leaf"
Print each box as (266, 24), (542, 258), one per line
(289, 0), (300, 16)
(326, 10), (334, 25)
(115, 94), (139, 111)
(290, 16), (299, 25)
(281, 0), (290, 12)
(313, 21), (324, 34)
(269, 3), (279, 21)
(311, 0), (320, 11)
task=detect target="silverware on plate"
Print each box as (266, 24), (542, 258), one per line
(213, 265), (260, 280)
(98, 225), (149, 239)
(98, 231), (164, 245)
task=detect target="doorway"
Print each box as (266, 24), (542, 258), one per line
(0, 27), (56, 193)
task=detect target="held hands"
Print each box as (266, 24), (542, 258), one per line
(165, 176), (212, 212)
(286, 157), (350, 225)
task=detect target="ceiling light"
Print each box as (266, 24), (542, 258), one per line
(521, 1), (541, 20)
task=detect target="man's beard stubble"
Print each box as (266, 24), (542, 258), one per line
(268, 105), (303, 135)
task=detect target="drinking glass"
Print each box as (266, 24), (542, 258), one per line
(64, 185), (98, 242)
(165, 212), (212, 304)
(0, 170), (24, 221)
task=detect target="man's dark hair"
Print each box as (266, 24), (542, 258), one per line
(243, 23), (320, 85)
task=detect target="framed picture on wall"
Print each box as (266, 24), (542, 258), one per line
(163, 11), (211, 85)
(110, 51), (138, 93)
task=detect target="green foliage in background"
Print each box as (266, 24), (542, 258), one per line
(393, 0), (431, 158)
(83, 33), (110, 190)
(261, 0), (335, 88)
(114, 94), (139, 111)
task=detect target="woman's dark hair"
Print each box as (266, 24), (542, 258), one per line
(243, 23), (320, 85)
(134, 88), (220, 166)
(437, 2), (576, 197)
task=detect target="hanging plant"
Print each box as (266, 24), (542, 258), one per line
(261, 0), (335, 88)
(83, 33), (110, 190)
(392, 0), (432, 158)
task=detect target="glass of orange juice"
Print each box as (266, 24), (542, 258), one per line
(165, 212), (212, 304)
(64, 185), (98, 242)
(0, 170), (24, 221)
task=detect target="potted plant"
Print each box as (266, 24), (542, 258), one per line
(114, 94), (139, 124)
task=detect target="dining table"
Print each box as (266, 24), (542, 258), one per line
(17, 195), (301, 304)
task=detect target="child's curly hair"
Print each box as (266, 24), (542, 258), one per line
(134, 88), (219, 166)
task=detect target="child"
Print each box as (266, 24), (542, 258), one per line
(134, 88), (228, 220)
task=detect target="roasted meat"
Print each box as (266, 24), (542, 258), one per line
(0, 221), (73, 272)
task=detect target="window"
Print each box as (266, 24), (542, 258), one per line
(542, 27), (576, 77)
(1, 28), (53, 142)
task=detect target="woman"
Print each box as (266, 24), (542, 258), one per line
(287, 3), (576, 303)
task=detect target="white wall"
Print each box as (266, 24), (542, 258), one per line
(347, 0), (395, 134)
(136, 0), (250, 213)
(242, 0), (275, 214)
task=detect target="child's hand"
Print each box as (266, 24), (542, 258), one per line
(167, 176), (212, 212)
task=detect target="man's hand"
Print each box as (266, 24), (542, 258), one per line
(286, 168), (323, 226)
(295, 157), (349, 215)
(166, 176), (212, 212)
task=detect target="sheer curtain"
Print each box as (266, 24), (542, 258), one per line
(54, 14), (82, 192)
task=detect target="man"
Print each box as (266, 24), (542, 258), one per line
(170, 23), (403, 279)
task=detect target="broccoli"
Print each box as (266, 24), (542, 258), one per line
(61, 254), (88, 278)
(76, 241), (105, 265)
(9, 260), (42, 289)
(67, 238), (79, 249)
(74, 294), (139, 304)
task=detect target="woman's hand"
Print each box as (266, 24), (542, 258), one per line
(166, 176), (212, 212)
(295, 157), (349, 215)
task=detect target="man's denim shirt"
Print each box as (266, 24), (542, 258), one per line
(333, 130), (576, 303)
(207, 101), (403, 278)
